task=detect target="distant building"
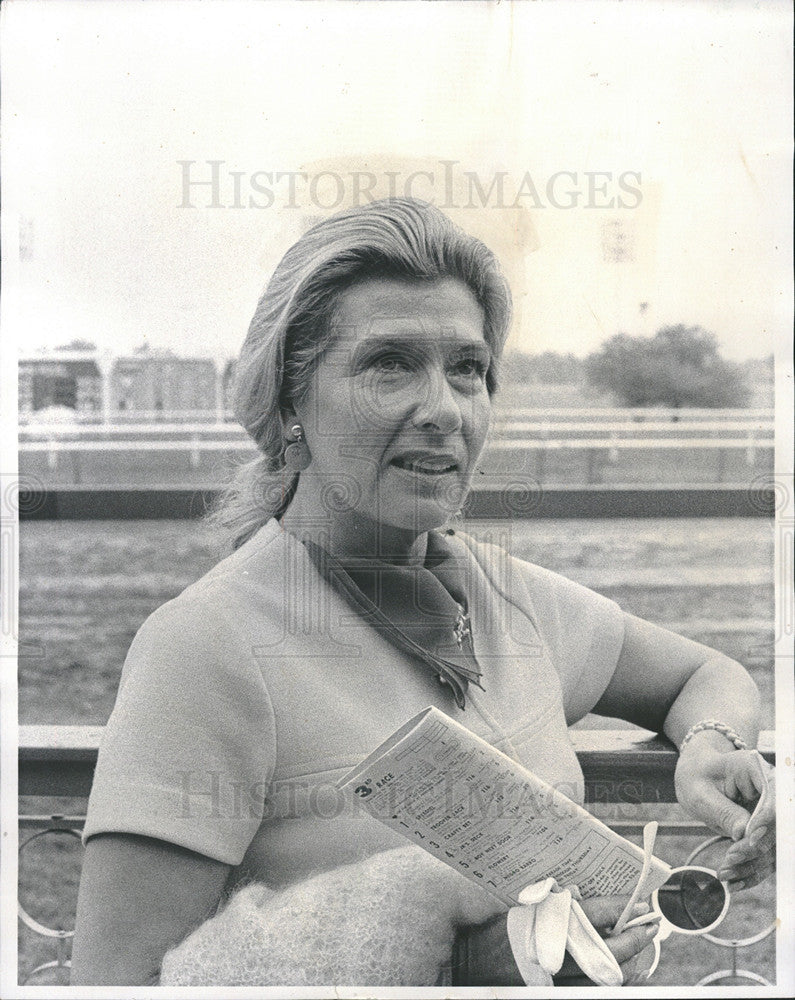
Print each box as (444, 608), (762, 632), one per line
(222, 359), (237, 412)
(20, 348), (239, 420)
(19, 351), (102, 416)
(109, 352), (218, 413)
(744, 355), (775, 408)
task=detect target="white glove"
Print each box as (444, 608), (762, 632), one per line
(506, 878), (624, 987)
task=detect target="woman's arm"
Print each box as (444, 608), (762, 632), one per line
(71, 833), (230, 985)
(593, 614), (773, 883)
(593, 613), (761, 740)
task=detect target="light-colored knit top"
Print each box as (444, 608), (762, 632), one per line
(84, 518), (625, 890)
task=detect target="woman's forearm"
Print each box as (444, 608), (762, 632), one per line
(662, 655), (761, 751)
(71, 833), (229, 986)
(665, 655), (772, 855)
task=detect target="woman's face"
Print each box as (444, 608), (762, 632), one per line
(292, 276), (493, 536)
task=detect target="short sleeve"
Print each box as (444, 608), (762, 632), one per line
(83, 593), (276, 865)
(512, 560), (626, 725)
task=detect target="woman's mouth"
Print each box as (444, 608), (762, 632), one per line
(391, 455), (459, 476)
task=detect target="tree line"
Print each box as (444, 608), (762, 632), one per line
(502, 326), (772, 408)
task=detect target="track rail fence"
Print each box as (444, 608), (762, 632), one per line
(18, 409), (775, 493)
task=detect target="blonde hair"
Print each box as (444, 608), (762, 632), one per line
(210, 198), (512, 551)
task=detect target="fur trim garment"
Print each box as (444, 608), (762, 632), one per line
(159, 845), (547, 986)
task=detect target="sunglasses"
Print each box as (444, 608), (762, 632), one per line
(623, 864), (730, 978)
(653, 865), (730, 933)
(613, 820), (734, 979)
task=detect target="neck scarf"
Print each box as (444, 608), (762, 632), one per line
(302, 532), (484, 709)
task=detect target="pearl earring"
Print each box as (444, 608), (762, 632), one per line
(283, 423), (311, 471)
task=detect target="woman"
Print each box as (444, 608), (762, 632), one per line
(72, 198), (774, 987)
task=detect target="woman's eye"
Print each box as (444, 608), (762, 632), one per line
(451, 357), (488, 380)
(372, 353), (413, 374)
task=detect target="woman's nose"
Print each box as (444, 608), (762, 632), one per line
(410, 369), (463, 435)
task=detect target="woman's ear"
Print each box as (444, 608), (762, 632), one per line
(280, 409), (299, 439)
(281, 411), (312, 471)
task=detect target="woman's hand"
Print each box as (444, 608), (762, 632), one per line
(553, 896), (660, 986)
(717, 755), (775, 889)
(455, 895), (659, 986)
(674, 737), (775, 889)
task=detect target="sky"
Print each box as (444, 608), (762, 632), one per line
(2, 0), (792, 363)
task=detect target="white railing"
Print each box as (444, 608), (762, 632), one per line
(494, 420), (774, 434)
(488, 437), (769, 456)
(19, 423), (776, 441)
(18, 410), (775, 440)
(17, 409), (232, 426)
(492, 407), (774, 421)
(17, 409), (775, 482)
(18, 407), (774, 429)
(20, 437), (773, 454)
(19, 424), (249, 439)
